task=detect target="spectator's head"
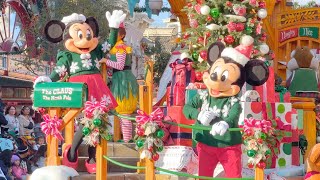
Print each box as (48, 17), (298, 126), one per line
(17, 144), (29, 158)
(36, 136), (45, 145)
(11, 155), (20, 166)
(5, 105), (16, 116)
(20, 106), (30, 116)
(0, 149), (13, 166)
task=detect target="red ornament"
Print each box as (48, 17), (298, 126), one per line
(262, 32), (267, 37)
(259, 2), (266, 8)
(206, 16), (213, 21)
(198, 37), (204, 44)
(200, 50), (208, 60)
(196, 0), (203, 4)
(224, 35), (234, 44)
(260, 36), (267, 41)
(248, 163), (254, 169)
(205, 31), (211, 38)
(226, 1), (232, 7)
(187, 2), (192, 8)
(195, 71), (203, 82)
(235, 23), (245, 31)
(181, 43), (185, 48)
(183, 33), (190, 39)
(152, 153), (160, 161)
(85, 112), (94, 119)
(257, 138), (263, 144)
(257, 161), (266, 169)
(137, 129), (145, 136)
(148, 146), (153, 151)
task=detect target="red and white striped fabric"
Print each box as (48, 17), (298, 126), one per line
(106, 52), (126, 70)
(120, 116), (132, 143)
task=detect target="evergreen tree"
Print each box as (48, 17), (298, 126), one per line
(181, 0), (270, 73)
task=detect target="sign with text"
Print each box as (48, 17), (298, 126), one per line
(299, 27), (319, 39)
(33, 82), (88, 108)
(279, 28), (298, 42)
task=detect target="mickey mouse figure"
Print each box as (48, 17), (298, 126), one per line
(33, 10), (127, 173)
(183, 36), (269, 178)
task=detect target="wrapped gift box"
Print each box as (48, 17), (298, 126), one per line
(167, 86), (186, 107)
(275, 92), (291, 103)
(167, 106), (194, 146)
(239, 102), (263, 125)
(254, 67), (276, 102)
(275, 103), (292, 125)
(276, 143), (292, 168)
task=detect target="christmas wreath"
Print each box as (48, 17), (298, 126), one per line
(135, 108), (165, 161)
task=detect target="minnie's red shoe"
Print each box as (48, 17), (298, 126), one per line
(85, 159), (96, 174)
(62, 145), (78, 170)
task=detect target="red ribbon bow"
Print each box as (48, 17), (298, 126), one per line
(169, 58), (193, 71)
(136, 108), (164, 126)
(243, 117), (273, 135)
(40, 114), (64, 141)
(84, 101), (109, 117)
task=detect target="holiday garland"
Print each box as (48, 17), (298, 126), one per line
(81, 100), (112, 146)
(135, 108), (165, 161)
(242, 117), (274, 169)
(181, 0), (270, 72)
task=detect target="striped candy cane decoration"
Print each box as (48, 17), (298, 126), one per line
(120, 116), (132, 143)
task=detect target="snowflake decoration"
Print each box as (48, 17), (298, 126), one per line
(82, 59), (93, 69)
(95, 58), (101, 69)
(101, 41), (111, 53)
(209, 106), (221, 117)
(101, 94), (112, 104)
(55, 65), (67, 77)
(222, 104), (230, 118)
(70, 62), (79, 73)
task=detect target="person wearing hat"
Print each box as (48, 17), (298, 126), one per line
(17, 145), (32, 175)
(99, 16), (139, 143)
(11, 155), (27, 180)
(183, 36), (269, 178)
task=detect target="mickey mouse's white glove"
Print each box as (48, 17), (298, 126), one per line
(210, 121), (229, 136)
(197, 110), (215, 126)
(33, 76), (52, 88)
(106, 10), (126, 28)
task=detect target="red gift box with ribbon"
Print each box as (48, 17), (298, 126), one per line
(167, 59), (195, 107)
(275, 92), (291, 103)
(254, 67), (276, 102)
(167, 106), (194, 146)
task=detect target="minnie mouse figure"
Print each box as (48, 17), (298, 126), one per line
(184, 36), (269, 178)
(33, 10), (126, 173)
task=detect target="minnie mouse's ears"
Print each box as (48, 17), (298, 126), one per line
(245, 60), (269, 86)
(44, 20), (66, 43)
(86, 17), (99, 37)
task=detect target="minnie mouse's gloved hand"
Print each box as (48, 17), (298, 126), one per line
(33, 76), (52, 88)
(197, 110), (215, 126)
(106, 10), (126, 28)
(210, 121), (229, 136)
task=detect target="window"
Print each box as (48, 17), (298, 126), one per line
(14, 88), (27, 98)
(2, 56), (7, 68)
(2, 88), (14, 98)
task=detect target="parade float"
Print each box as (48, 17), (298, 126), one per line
(29, 0), (320, 180)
